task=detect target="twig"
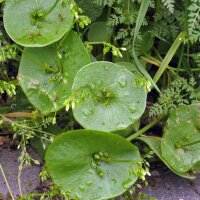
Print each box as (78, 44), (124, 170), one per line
(0, 164), (15, 200)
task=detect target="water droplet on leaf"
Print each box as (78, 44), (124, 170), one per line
(129, 103), (136, 113)
(118, 75), (127, 88)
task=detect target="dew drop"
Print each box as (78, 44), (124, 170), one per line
(103, 65), (108, 71)
(115, 122), (127, 129)
(129, 103), (136, 113)
(122, 178), (132, 189)
(124, 90), (129, 96)
(82, 108), (92, 117)
(118, 75), (127, 88)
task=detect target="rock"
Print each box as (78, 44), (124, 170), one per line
(0, 148), (41, 198)
(142, 170), (200, 200)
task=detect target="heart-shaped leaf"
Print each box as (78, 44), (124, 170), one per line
(4, 0), (74, 47)
(161, 104), (200, 173)
(18, 31), (91, 114)
(72, 61), (147, 132)
(45, 130), (142, 200)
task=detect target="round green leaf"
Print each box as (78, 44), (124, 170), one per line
(138, 136), (195, 179)
(161, 104), (200, 173)
(45, 130), (142, 200)
(18, 31), (91, 114)
(72, 61), (147, 132)
(3, 0), (74, 47)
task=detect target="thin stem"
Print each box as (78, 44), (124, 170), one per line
(177, 44), (184, 74)
(16, 46), (46, 69)
(3, 112), (41, 118)
(153, 47), (163, 61)
(0, 114), (55, 137)
(0, 164), (15, 200)
(18, 168), (23, 197)
(126, 116), (163, 141)
(57, 20), (76, 49)
(177, 140), (200, 148)
(43, 0), (59, 17)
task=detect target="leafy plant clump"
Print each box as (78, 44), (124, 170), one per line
(0, 0), (199, 199)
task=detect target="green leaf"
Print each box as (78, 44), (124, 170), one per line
(88, 22), (113, 42)
(134, 32), (154, 56)
(45, 130), (142, 200)
(138, 136), (196, 179)
(132, 0), (160, 93)
(133, 0), (150, 42)
(18, 31), (91, 114)
(161, 104), (200, 173)
(75, 0), (104, 21)
(117, 62), (139, 73)
(3, 0), (74, 47)
(72, 61), (147, 132)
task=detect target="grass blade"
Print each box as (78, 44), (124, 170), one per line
(133, 0), (160, 93)
(153, 32), (186, 83)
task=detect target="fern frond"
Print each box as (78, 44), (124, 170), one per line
(188, 0), (200, 42)
(149, 77), (200, 117)
(192, 53), (200, 68)
(161, 0), (175, 13)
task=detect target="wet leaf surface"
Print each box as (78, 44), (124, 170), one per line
(45, 130), (141, 200)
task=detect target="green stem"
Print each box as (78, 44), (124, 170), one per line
(43, 0), (59, 17)
(177, 140), (200, 148)
(97, 157), (133, 163)
(126, 116), (163, 141)
(16, 46), (46, 69)
(57, 20), (76, 49)
(0, 164), (15, 200)
(177, 44), (184, 74)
